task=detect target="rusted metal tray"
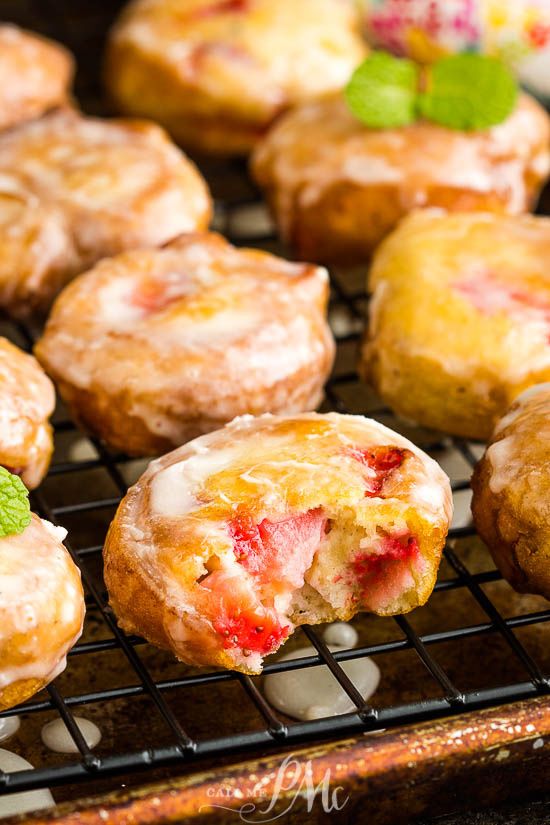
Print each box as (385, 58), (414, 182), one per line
(1, 2), (550, 823)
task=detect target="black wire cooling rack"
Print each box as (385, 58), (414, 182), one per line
(2, 0), (550, 807)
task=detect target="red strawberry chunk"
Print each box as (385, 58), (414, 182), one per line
(214, 610), (289, 656)
(454, 272), (550, 343)
(348, 446), (405, 497)
(132, 279), (189, 314)
(352, 534), (419, 589)
(229, 508), (325, 586)
(194, 0), (249, 17)
(229, 513), (264, 569)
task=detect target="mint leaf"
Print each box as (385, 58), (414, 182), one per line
(417, 54), (518, 131)
(0, 467), (31, 537)
(345, 51), (419, 129)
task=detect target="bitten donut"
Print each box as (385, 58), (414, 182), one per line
(361, 211), (550, 440)
(35, 233), (335, 456)
(104, 412), (452, 674)
(104, 0), (367, 156)
(0, 108), (211, 317)
(0, 514), (85, 711)
(0, 338), (55, 489)
(0, 25), (73, 132)
(252, 92), (550, 263)
(472, 384), (550, 600)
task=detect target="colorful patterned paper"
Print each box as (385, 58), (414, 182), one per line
(361, 0), (550, 65)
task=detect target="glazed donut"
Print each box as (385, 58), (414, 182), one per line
(104, 0), (367, 156)
(472, 384), (550, 600)
(103, 412), (452, 674)
(0, 514), (85, 711)
(251, 92), (550, 264)
(361, 210), (550, 441)
(0, 25), (73, 132)
(0, 338), (55, 490)
(35, 232), (335, 456)
(0, 108), (211, 317)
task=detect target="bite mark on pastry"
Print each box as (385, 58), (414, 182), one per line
(103, 413), (452, 673)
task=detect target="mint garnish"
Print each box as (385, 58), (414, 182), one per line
(345, 51), (418, 129)
(346, 51), (518, 132)
(0, 467), (31, 537)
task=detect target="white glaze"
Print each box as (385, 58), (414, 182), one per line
(41, 717), (101, 754)
(254, 94), (549, 228)
(263, 643), (380, 721)
(519, 48), (550, 98)
(487, 436), (517, 494)
(489, 384), (550, 491)
(0, 749), (54, 817)
(322, 622), (358, 648)
(151, 446), (241, 516)
(110, 0), (366, 113)
(105, 411), (452, 675)
(512, 383), (550, 406)
(0, 717), (19, 743)
(0, 515), (84, 695)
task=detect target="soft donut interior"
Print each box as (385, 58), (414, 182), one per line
(193, 447), (427, 672)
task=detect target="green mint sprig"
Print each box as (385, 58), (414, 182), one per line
(0, 467), (31, 537)
(345, 51), (518, 131)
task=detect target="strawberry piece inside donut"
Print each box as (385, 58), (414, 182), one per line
(132, 278), (188, 314)
(214, 610), (289, 656)
(454, 272), (550, 340)
(353, 534), (419, 586)
(194, 0), (249, 17)
(349, 532), (420, 611)
(348, 446), (405, 497)
(203, 569), (290, 656)
(229, 508), (326, 586)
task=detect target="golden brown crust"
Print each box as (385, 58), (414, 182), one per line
(0, 25), (73, 132)
(360, 211), (550, 440)
(0, 338), (55, 489)
(104, 413), (452, 674)
(104, 0), (367, 156)
(471, 384), (550, 599)
(0, 108), (211, 317)
(0, 515), (85, 711)
(283, 182), (514, 266)
(35, 233), (335, 456)
(252, 94), (550, 264)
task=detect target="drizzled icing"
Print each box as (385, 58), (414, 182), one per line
(0, 24), (71, 132)
(148, 412), (453, 523)
(108, 0), (367, 114)
(488, 383), (550, 494)
(106, 412), (452, 675)
(253, 94), (550, 236)
(0, 749), (54, 816)
(35, 233), (334, 451)
(0, 338), (55, 490)
(0, 515), (84, 701)
(0, 107), (211, 317)
(366, 211), (550, 393)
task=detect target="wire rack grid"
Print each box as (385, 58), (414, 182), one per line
(1, 0), (550, 807)
(1, 184), (550, 798)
